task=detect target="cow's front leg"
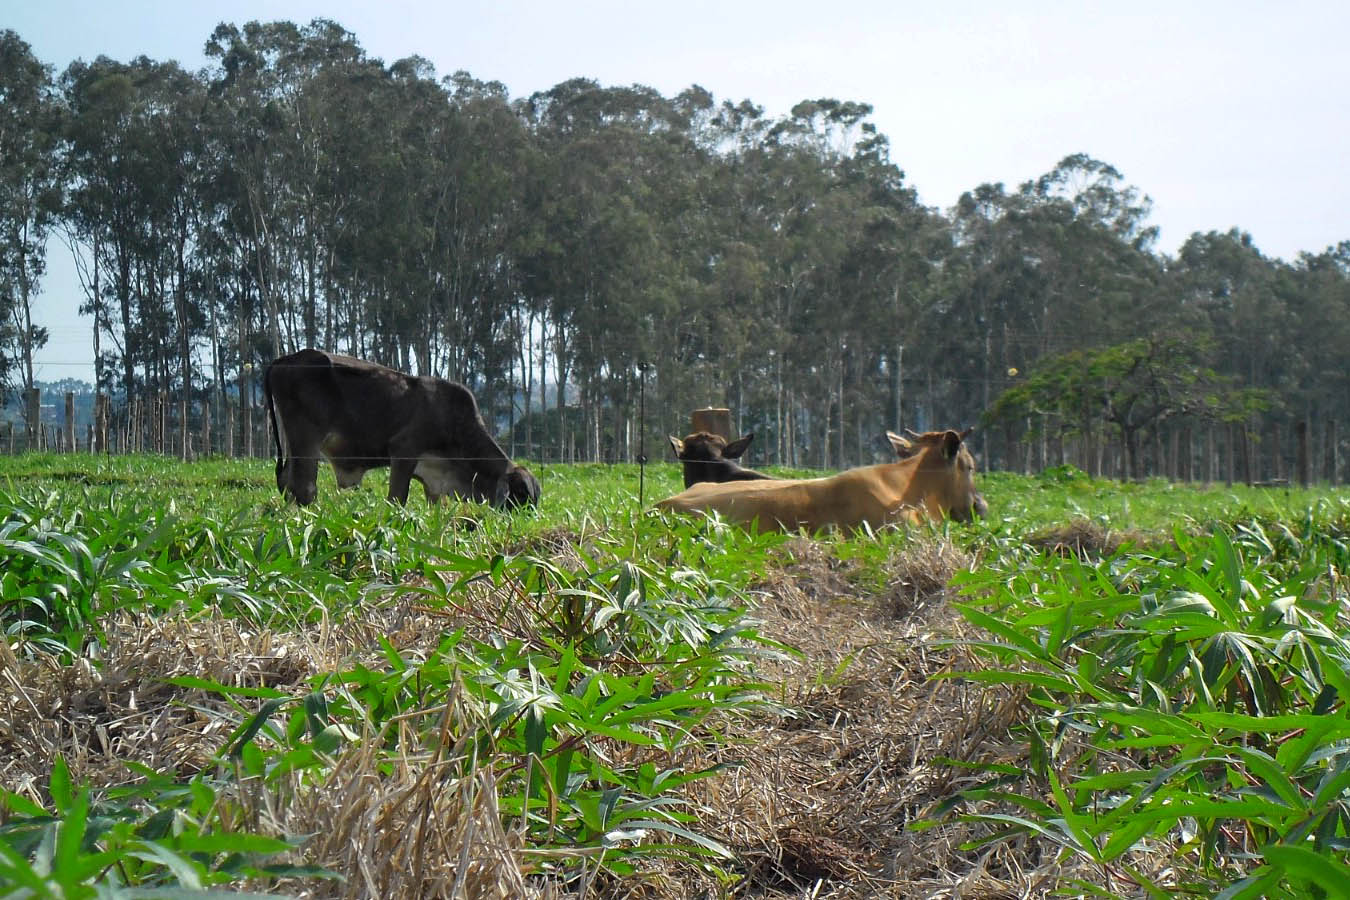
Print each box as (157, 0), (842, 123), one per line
(388, 455), (415, 505)
(286, 450), (320, 506)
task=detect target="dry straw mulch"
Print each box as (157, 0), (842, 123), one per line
(1, 601), (558, 899)
(1025, 518), (1161, 560)
(653, 536), (1056, 900)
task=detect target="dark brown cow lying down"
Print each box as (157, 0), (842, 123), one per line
(668, 431), (771, 488)
(656, 428), (980, 533)
(264, 349), (540, 508)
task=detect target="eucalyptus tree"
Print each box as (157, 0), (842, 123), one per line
(519, 79), (692, 459)
(202, 19), (390, 452)
(62, 55), (183, 417)
(1020, 154), (1163, 345)
(947, 181), (1028, 415)
(0, 31), (60, 405)
(665, 96), (775, 442)
(204, 19), (376, 360)
(944, 157), (1165, 467)
(1287, 243), (1350, 479)
(706, 105), (834, 464)
(755, 98), (908, 466)
(1171, 229), (1291, 391)
(127, 60), (211, 457)
(426, 68), (533, 402)
(515, 78), (593, 459)
(826, 124), (947, 463)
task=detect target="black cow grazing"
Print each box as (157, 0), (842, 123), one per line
(668, 431), (772, 489)
(264, 349), (540, 509)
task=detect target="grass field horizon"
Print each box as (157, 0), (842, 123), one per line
(3, 453), (1349, 897)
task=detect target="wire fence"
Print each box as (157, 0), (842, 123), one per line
(3, 386), (1345, 488)
(1, 386), (655, 466)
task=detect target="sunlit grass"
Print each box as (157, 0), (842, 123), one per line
(3, 452), (1349, 896)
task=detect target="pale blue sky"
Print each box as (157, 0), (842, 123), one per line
(8, 0), (1349, 382)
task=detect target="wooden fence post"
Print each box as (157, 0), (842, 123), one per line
(95, 393), (109, 454)
(65, 392), (75, 452)
(689, 408), (732, 440)
(226, 399), (235, 458)
(24, 387), (40, 450)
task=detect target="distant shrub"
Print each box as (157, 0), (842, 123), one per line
(1037, 463), (1089, 483)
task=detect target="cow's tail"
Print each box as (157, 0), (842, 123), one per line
(263, 361), (285, 494)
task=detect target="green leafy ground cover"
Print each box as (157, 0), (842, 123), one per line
(1, 453), (1348, 897)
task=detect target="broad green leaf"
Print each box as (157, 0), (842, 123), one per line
(1262, 843), (1350, 893)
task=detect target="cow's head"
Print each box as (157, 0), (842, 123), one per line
(493, 465), (541, 509)
(900, 428), (982, 522)
(888, 429), (987, 519)
(668, 431), (764, 488)
(669, 431), (754, 462)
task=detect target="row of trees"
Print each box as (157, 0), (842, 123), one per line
(2, 21), (1347, 479)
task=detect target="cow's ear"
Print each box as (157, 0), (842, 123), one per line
(723, 434), (754, 459)
(886, 431), (914, 458)
(942, 430), (963, 460)
(668, 435), (685, 457)
(959, 426), (974, 440)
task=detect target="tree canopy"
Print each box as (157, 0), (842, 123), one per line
(1, 21), (1346, 479)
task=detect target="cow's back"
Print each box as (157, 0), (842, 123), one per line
(657, 476), (833, 532)
(269, 350), (413, 458)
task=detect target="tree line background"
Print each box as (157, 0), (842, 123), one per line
(2, 21), (1347, 481)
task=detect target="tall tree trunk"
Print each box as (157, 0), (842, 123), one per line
(240, 296), (253, 458)
(118, 246), (135, 421)
(1226, 423), (1235, 486)
(1240, 424), (1253, 485)
(1326, 418), (1339, 485)
(90, 233), (104, 392)
(890, 343), (903, 432)
(1273, 422), (1285, 482)
(778, 387), (787, 467)
(531, 317), (542, 458)
(1296, 420), (1310, 487)
(175, 232), (191, 461)
(835, 360), (845, 469)
(554, 318), (568, 464)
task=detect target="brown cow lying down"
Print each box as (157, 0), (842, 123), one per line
(656, 428), (980, 533)
(668, 431), (771, 488)
(264, 348), (539, 508)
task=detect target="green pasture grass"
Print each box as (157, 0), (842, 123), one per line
(930, 484), (1350, 895)
(3, 451), (1350, 895)
(978, 466), (1350, 536)
(0, 453), (789, 893)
